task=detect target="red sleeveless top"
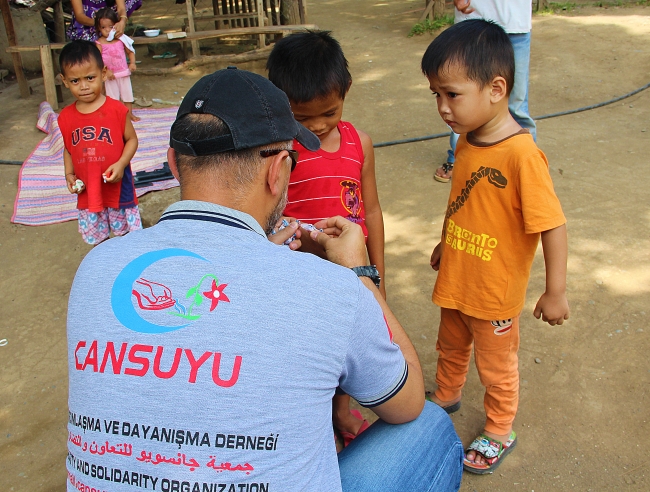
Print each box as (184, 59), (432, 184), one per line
(59, 96), (137, 212)
(284, 121), (367, 237)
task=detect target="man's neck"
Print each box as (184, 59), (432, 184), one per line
(179, 183), (268, 232)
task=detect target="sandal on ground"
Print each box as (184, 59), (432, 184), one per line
(339, 409), (370, 448)
(463, 431), (517, 475)
(434, 162), (453, 183)
(425, 391), (461, 414)
(152, 51), (177, 59)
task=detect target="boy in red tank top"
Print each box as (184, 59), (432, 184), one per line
(267, 31), (386, 447)
(59, 40), (141, 245)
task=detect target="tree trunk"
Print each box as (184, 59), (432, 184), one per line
(280, 0), (300, 25)
(433, 0), (444, 18)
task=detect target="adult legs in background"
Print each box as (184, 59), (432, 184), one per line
(434, 129), (458, 182)
(338, 402), (463, 492)
(508, 32), (536, 140)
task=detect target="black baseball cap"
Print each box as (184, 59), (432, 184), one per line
(170, 67), (320, 156)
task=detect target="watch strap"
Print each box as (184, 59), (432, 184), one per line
(351, 265), (381, 288)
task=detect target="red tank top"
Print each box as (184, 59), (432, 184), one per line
(58, 96), (137, 212)
(284, 121), (367, 236)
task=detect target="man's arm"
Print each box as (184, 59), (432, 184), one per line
(312, 216), (425, 424)
(533, 224), (570, 325)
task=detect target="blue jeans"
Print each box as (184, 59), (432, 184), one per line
(338, 402), (463, 491)
(447, 32), (536, 164)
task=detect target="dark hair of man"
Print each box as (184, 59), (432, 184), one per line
(421, 19), (514, 95)
(171, 114), (290, 189)
(94, 7), (120, 31)
(59, 40), (104, 76)
(266, 30), (352, 103)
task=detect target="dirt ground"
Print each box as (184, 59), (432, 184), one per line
(1, 1), (649, 490)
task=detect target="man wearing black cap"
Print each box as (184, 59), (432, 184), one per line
(66, 67), (462, 492)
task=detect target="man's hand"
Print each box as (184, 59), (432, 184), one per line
(454, 0), (475, 14)
(533, 292), (570, 326)
(430, 242), (442, 271)
(312, 216), (368, 268)
(267, 218), (301, 250)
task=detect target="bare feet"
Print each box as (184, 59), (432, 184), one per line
(434, 162), (453, 183)
(129, 112), (141, 122)
(465, 429), (512, 466)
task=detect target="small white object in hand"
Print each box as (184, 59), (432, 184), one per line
(72, 179), (85, 193)
(271, 219), (322, 245)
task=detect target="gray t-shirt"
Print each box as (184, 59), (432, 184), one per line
(67, 201), (407, 492)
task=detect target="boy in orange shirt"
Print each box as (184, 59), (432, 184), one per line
(422, 20), (570, 474)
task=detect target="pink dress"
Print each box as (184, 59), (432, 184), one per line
(98, 40), (134, 103)
(99, 41), (130, 78)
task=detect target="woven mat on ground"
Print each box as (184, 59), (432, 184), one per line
(11, 102), (180, 226)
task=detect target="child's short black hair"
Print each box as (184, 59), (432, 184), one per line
(59, 40), (104, 75)
(267, 30), (351, 103)
(421, 19), (514, 95)
(94, 7), (119, 31)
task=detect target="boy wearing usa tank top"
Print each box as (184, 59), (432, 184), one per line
(267, 31), (386, 448)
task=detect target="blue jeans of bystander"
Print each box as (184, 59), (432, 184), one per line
(338, 401), (463, 491)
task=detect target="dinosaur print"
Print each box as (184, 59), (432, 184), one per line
(445, 166), (507, 222)
(442, 166), (507, 241)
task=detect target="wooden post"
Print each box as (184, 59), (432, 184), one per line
(211, 0), (221, 30)
(433, 0), (444, 18)
(39, 44), (58, 110)
(256, 0), (264, 48)
(298, 0), (307, 24)
(52, 0), (65, 43)
(185, 0), (200, 58)
(420, 0), (444, 22)
(0, 0), (30, 98)
(280, 0), (300, 25)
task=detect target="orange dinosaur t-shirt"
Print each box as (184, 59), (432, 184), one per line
(433, 131), (566, 320)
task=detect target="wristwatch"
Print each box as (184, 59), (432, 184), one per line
(351, 265), (381, 289)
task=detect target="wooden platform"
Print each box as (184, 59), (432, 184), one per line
(5, 24), (318, 110)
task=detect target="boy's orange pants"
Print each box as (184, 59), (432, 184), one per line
(434, 308), (520, 435)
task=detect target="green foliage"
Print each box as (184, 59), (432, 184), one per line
(408, 15), (454, 37)
(537, 0), (645, 14)
(548, 2), (576, 12)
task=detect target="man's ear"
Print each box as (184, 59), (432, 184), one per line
(266, 151), (288, 197)
(490, 76), (508, 103)
(167, 147), (180, 181)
